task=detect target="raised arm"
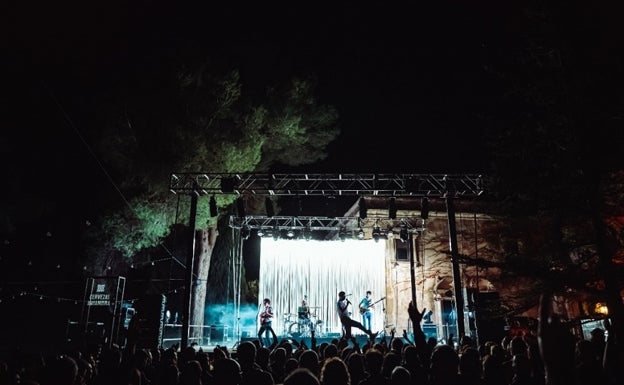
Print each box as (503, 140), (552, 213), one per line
(537, 291), (577, 385)
(408, 301), (431, 369)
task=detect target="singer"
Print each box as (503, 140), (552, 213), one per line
(336, 291), (378, 342)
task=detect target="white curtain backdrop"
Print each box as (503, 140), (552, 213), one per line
(259, 239), (386, 337)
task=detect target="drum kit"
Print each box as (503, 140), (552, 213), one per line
(283, 306), (324, 338)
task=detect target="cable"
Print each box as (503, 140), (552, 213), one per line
(42, 81), (185, 271)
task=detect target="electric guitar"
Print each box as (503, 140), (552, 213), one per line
(359, 297), (386, 315)
(260, 308), (273, 324)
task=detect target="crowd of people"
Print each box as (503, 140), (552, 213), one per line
(0, 292), (621, 385)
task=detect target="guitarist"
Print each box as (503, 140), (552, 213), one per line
(257, 297), (278, 347)
(359, 290), (375, 331)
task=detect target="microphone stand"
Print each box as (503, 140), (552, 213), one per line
(380, 298), (388, 342)
(231, 316), (241, 350)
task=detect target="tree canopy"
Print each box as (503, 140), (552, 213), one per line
(83, 61), (339, 269)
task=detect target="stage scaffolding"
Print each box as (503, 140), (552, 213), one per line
(169, 173), (485, 347)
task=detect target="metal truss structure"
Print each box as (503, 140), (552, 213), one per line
(229, 215), (426, 233)
(170, 173), (484, 197)
(172, 172), (484, 345)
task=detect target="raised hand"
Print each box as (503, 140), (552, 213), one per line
(408, 301), (426, 325)
(538, 291), (576, 385)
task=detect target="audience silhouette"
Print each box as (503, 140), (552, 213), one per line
(0, 296), (620, 385)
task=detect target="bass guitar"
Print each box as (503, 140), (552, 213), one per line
(359, 297), (386, 315)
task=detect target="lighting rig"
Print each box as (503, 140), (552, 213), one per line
(230, 215), (426, 241)
(170, 173), (484, 197)
(170, 172), (482, 240)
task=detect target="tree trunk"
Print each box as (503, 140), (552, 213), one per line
(190, 226), (218, 341)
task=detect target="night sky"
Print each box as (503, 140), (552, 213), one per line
(5, 1), (518, 177)
(7, 1), (624, 178)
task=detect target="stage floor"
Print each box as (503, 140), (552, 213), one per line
(161, 323), (390, 352)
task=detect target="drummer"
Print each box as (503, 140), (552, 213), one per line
(298, 295), (313, 331)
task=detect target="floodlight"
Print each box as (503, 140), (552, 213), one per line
(359, 197), (367, 219)
(372, 226), (381, 243)
(209, 195), (218, 217)
(339, 227), (347, 242)
(400, 225), (408, 242)
(241, 226), (250, 240)
(388, 197), (397, 219)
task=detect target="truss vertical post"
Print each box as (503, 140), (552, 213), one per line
(408, 232), (418, 310)
(446, 196), (465, 339)
(181, 189), (199, 348)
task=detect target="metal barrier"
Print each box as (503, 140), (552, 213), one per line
(161, 324), (230, 347)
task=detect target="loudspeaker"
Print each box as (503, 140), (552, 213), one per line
(134, 294), (166, 349)
(473, 292), (505, 344)
(210, 325), (228, 343)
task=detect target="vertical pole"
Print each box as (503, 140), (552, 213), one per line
(181, 190), (199, 348)
(408, 232), (418, 310)
(235, 231), (244, 346)
(446, 196), (465, 339)
(82, 278), (93, 334)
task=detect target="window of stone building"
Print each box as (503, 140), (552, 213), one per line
(395, 239), (409, 261)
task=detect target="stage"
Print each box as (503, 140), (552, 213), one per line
(194, 334), (385, 353)
(161, 329), (392, 353)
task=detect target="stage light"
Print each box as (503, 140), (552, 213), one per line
(357, 227), (365, 239)
(339, 227), (347, 242)
(209, 195), (218, 217)
(372, 226), (382, 243)
(359, 197), (367, 219)
(257, 228), (265, 237)
(387, 229), (395, 239)
(421, 197), (429, 219)
(388, 197), (397, 219)
(325, 195), (338, 218)
(236, 198), (246, 217)
(265, 197), (275, 217)
(286, 228), (295, 238)
(273, 227), (279, 241)
(303, 226), (312, 241)
(241, 226), (250, 240)
(220, 177), (236, 193)
(400, 225), (408, 242)
(405, 176), (422, 193)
